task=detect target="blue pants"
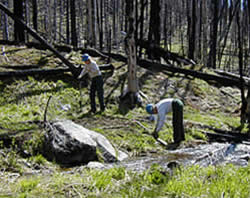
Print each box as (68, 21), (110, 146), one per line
(90, 75), (105, 112)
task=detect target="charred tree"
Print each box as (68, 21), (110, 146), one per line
(70, 0), (77, 48)
(187, 0), (197, 60)
(96, 0), (104, 50)
(208, 0), (219, 69)
(13, 0), (25, 43)
(32, 0), (38, 31)
(147, 0), (161, 60)
(0, 2), (78, 75)
(121, 0), (140, 107)
(138, 0), (147, 58)
(1, 0), (9, 40)
(66, 0), (70, 44)
(136, 39), (195, 65)
(236, 9), (247, 127)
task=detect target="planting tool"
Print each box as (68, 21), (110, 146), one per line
(134, 120), (168, 147)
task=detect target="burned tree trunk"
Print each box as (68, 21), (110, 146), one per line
(236, 8), (247, 128)
(136, 39), (195, 65)
(103, 51), (248, 88)
(70, 0), (77, 48)
(0, 3), (79, 76)
(122, 0), (141, 107)
(13, 0), (25, 43)
(147, 0), (161, 60)
(0, 68), (70, 78)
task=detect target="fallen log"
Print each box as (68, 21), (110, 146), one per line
(0, 68), (70, 78)
(103, 52), (245, 88)
(19, 41), (249, 88)
(215, 69), (250, 85)
(0, 64), (113, 78)
(0, 3), (79, 75)
(206, 126), (250, 140)
(99, 64), (114, 71)
(202, 131), (250, 144)
(136, 39), (195, 65)
(185, 120), (250, 141)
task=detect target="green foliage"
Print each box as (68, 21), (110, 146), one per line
(163, 164), (250, 198)
(185, 127), (207, 141)
(146, 164), (169, 185)
(18, 178), (40, 193)
(28, 154), (47, 166)
(109, 167), (126, 180)
(23, 132), (45, 156)
(0, 44), (247, 198)
(0, 149), (23, 173)
(1, 163), (250, 197)
(90, 170), (112, 190)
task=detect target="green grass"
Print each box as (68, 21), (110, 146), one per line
(1, 164), (250, 197)
(0, 44), (248, 198)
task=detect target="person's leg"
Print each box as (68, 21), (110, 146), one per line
(176, 100), (185, 141)
(172, 99), (185, 143)
(90, 78), (97, 113)
(96, 76), (105, 111)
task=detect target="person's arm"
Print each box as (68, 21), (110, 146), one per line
(153, 112), (166, 139)
(78, 66), (87, 79)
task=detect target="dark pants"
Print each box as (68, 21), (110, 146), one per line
(172, 99), (185, 143)
(90, 75), (105, 112)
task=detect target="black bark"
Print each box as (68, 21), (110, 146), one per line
(136, 39), (195, 65)
(0, 3), (78, 75)
(70, 0), (77, 48)
(208, 0), (219, 69)
(14, 0), (25, 42)
(0, 64), (113, 78)
(104, 51), (247, 88)
(147, 0), (161, 60)
(32, 0), (38, 31)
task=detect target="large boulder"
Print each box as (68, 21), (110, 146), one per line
(43, 120), (128, 166)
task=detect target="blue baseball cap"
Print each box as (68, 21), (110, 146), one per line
(146, 104), (154, 114)
(82, 53), (89, 61)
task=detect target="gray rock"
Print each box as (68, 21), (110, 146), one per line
(44, 120), (128, 166)
(87, 161), (106, 169)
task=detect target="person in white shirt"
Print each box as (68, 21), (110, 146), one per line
(146, 98), (185, 143)
(78, 53), (105, 113)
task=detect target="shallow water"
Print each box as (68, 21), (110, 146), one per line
(100, 142), (250, 172)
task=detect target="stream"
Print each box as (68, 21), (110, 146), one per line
(87, 142), (250, 172)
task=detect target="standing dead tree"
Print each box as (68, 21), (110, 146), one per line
(0, 2), (79, 76)
(121, 0), (141, 107)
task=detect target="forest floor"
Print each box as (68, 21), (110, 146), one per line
(0, 44), (249, 197)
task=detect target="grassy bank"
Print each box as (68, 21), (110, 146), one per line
(0, 45), (248, 197)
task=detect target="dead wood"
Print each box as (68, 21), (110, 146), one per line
(19, 40), (247, 88)
(185, 120), (250, 144)
(44, 95), (52, 125)
(103, 52), (245, 88)
(99, 64), (114, 71)
(0, 64), (113, 78)
(0, 3), (79, 75)
(215, 69), (250, 86)
(202, 131), (250, 144)
(0, 40), (19, 45)
(0, 68), (70, 78)
(136, 39), (195, 65)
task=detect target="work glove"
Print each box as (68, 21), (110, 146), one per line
(152, 131), (158, 139)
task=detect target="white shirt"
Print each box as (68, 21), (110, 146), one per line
(155, 98), (174, 132)
(78, 60), (101, 79)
